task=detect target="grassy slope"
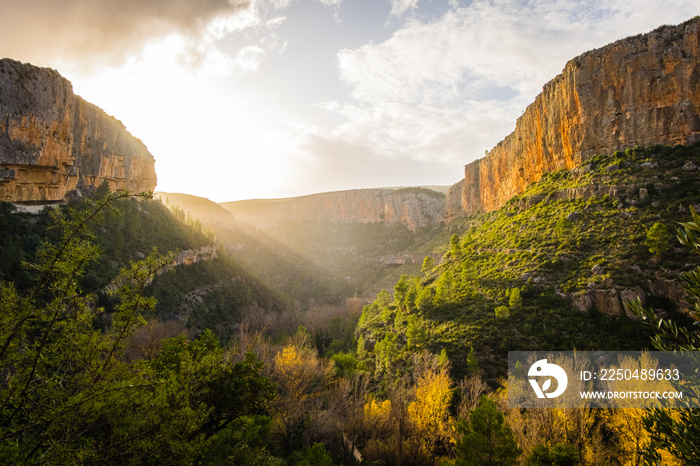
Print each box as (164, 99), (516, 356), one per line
(356, 143), (700, 383)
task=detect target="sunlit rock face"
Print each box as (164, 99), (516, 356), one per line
(442, 179), (464, 222)
(0, 59), (156, 203)
(223, 189), (446, 232)
(459, 17), (700, 214)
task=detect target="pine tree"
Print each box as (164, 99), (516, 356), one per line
(508, 287), (523, 310)
(422, 255), (436, 273)
(450, 234), (462, 256)
(466, 346), (478, 374)
(406, 314), (427, 349)
(456, 397), (521, 466)
(645, 222), (671, 255)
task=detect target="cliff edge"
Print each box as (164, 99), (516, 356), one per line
(0, 59), (156, 203)
(453, 17), (700, 215)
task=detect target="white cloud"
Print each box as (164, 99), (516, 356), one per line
(268, 0), (293, 9)
(266, 15), (288, 28)
(234, 45), (267, 72)
(4, 0), (698, 200)
(266, 0), (342, 9)
(390, 0), (420, 16)
(324, 0), (700, 169)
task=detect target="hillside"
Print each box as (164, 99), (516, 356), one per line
(447, 16), (700, 217)
(155, 192), (235, 230)
(357, 143), (700, 382)
(145, 188), (456, 307)
(0, 188), (286, 341)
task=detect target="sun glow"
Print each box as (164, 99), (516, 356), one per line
(65, 35), (294, 202)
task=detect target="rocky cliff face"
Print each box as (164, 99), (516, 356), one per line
(456, 17), (700, 215)
(222, 188), (446, 232)
(0, 59), (156, 203)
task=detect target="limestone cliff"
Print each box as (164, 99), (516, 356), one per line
(458, 17), (700, 215)
(222, 188), (446, 232)
(0, 59), (156, 203)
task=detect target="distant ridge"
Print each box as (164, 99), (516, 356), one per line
(221, 187), (447, 232)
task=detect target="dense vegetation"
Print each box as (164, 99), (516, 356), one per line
(0, 193), (275, 464)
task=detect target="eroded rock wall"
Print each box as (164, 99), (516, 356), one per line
(0, 59), (156, 203)
(222, 188), (446, 232)
(461, 17), (700, 214)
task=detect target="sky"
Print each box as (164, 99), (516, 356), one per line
(0, 1), (697, 202)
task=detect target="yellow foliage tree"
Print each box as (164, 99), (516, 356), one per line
(407, 367), (456, 454)
(364, 397), (391, 423)
(602, 353), (682, 465)
(604, 405), (682, 465)
(274, 346), (310, 399)
(271, 344), (333, 453)
(364, 396), (392, 434)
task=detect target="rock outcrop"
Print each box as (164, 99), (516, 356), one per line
(172, 245), (218, 267)
(457, 17), (700, 215)
(222, 188), (446, 232)
(572, 286), (648, 317)
(0, 59), (156, 203)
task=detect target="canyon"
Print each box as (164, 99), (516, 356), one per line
(447, 16), (700, 217)
(1, 17), (699, 233)
(0, 59), (156, 203)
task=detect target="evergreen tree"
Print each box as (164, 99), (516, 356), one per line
(466, 346), (478, 374)
(374, 332), (398, 373)
(434, 272), (453, 306)
(422, 255), (436, 273)
(494, 305), (510, 319)
(450, 234), (462, 256)
(526, 443), (579, 466)
(415, 285), (433, 312)
(455, 397), (521, 466)
(645, 222), (671, 255)
(508, 287), (522, 310)
(394, 274), (410, 307)
(406, 314), (427, 349)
